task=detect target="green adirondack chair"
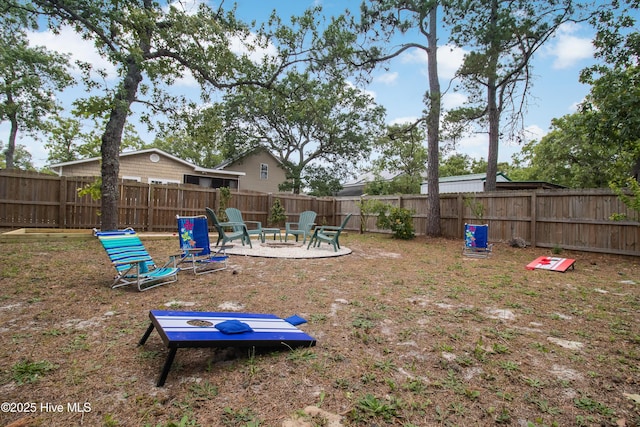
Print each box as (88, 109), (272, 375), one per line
(225, 207), (263, 242)
(285, 210), (317, 243)
(205, 207), (252, 248)
(307, 213), (352, 252)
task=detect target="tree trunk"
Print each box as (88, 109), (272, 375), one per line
(484, 0), (500, 192)
(632, 156), (640, 182)
(425, 5), (441, 237)
(5, 112), (18, 169)
(485, 79), (499, 192)
(100, 57), (143, 231)
(5, 90), (17, 169)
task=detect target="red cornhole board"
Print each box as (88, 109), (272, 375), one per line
(526, 256), (576, 272)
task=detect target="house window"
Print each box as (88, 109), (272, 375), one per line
(183, 175), (239, 189)
(260, 163), (268, 180)
(148, 178), (180, 185)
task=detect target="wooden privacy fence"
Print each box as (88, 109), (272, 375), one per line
(1, 170), (638, 256)
(337, 190), (639, 256)
(0, 170), (336, 232)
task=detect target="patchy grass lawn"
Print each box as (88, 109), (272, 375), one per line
(0, 233), (639, 427)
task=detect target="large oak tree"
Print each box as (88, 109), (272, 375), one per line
(12, 0), (350, 230)
(216, 70), (386, 194)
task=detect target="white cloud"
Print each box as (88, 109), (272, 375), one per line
(546, 23), (594, 69)
(389, 116), (419, 125)
(442, 92), (467, 111)
(458, 133), (487, 158)
(26, 26), (118, 79)
(228, 32), (278, 64)
(166, 0), (207, 15)
(399, 44), (466, 80)
(437, 45), (466, 79)
(399, 48), (425, 65)
(375, 72), (399, 85)
(346, 80), (377, 101)
(522, 124), (546, 143)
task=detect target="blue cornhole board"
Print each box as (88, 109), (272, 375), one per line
(138, 310), (316, 386)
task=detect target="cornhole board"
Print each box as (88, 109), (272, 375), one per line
(138, 310), (316, 386)
(526, 256), (576, 272)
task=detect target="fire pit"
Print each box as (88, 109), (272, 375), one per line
(225, 240), (351, 259)
(261, 241), (303, 248)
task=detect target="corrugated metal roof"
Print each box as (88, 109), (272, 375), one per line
(438, 172), (511, 183)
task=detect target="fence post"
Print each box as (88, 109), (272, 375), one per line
(59, 175), (67, 229)
(147, 185), (153, 232)
(214, 188), (221, 214)
(266, 193), (274, 224)
(530, 191), (537, 248)
(457, 194), (464, 237)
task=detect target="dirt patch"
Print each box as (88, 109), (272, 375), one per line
(0, 234), (638, 426)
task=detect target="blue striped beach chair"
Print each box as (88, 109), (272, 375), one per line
(176, 215), (229, 274)
(95, 229), (179, 291)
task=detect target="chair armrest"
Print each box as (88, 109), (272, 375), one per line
(285, 222), (298, 230)
(244, 220), (262, 230)
(219, 221), (244, 227)
(180, 247), (204, 254)
(113, 256), (152, 266)
(166, 254), (184, 268)
(317, 225), (341, 232)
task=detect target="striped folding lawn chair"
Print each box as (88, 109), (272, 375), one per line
(95, 228), (179, 291)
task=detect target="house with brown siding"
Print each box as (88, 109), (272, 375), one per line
(50, 148), (243, 188)
(214, 147), (287, 193)
(49, 148), (285, 193)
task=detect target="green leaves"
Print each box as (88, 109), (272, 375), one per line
(0, 8), (75, 168)
(215, 70), (385, 194)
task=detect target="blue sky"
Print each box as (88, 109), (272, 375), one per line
(2, 0), (598, 170)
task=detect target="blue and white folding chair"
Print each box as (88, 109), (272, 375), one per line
(462, 223), (493, 258)
(176, 215), (229, 275)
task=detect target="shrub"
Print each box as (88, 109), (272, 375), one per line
(218, 187), (231, 222)
(268, 198), (286, 227)
(610, 177), (640, 222)
(378, 206), (415, 239)
(357, 198), (389, 233)
(464, 195), (485, 221)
